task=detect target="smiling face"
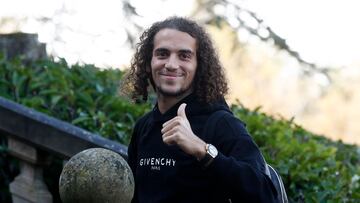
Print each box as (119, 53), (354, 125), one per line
(150, 28), (197, 99)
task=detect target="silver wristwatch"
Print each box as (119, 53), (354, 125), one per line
(199, 144), (218, 168)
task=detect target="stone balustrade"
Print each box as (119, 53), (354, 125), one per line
(0, 93), (129, 203)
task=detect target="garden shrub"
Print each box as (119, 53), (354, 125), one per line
(232, 105), (359, 202)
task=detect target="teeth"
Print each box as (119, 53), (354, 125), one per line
(160, 74), (181, 77)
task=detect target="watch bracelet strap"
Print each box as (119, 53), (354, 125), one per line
(199, 151), (215, 168)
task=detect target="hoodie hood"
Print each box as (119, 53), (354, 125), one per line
(152, 93), (231, 123)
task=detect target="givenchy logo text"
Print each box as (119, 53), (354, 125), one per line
(139, 157), (176, 170)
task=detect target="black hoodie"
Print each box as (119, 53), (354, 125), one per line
(128, 94), (277, 203)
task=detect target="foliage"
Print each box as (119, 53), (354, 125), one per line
(231, 104), (360, 202)
(0, 54), (150, 144)
(0, 55), (359, 202)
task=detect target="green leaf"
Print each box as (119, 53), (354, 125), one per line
(72, 116), (91, 125)
(51, 95), (62, 108)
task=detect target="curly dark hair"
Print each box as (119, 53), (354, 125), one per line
(121, 16), (228, 104)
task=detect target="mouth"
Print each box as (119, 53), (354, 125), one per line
(159, 73), (184, 78)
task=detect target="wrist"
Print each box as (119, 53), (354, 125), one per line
(195, 142), (207, 161)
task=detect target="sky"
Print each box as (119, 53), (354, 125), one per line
(243, 0), (360, 67)
(0, 0), (359, 68)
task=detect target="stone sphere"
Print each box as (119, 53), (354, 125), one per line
(59, 148), (134, 203)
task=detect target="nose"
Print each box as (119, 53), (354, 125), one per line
(164, 54), (179, 70)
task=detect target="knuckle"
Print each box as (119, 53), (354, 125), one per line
(175, 119), (181, 125)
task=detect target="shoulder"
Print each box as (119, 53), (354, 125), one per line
(210, 111), (247, 133)
(208, 111), (257, 156)
(134, 111), (153, 129)
(129, 111), (152, 144)
(131, 111), (153, 141)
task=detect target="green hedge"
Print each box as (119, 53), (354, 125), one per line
(0, 54), (359, 202)
(232, 105), (359, 202)
(0, 55), (150, 144)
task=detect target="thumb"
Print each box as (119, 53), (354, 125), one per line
(177, 103), (187, 119)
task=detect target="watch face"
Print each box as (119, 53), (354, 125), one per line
(208, 144), (218, 158)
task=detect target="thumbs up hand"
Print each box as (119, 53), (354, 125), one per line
(162, 103), (206, 160)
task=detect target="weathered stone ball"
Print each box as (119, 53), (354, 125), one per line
(59, 148), (134, 203)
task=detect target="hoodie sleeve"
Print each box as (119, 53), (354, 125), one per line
(127, 112), (154, 203)
(128, 113), (151, 173)
(205, 113), (278, 202)
(127, 123), (138, 203)
(127, 123), (138, 177)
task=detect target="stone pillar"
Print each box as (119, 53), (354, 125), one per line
(0, 33), (47, 62)
(8, 137), (53, 203)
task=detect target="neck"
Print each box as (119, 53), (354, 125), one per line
(157, 91), (192, 114)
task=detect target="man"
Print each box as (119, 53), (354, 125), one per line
(124, 16), (277, 202)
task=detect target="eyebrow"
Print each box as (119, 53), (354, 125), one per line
(154, 48), (194, 55)
(178, 49), (194, 55)
(154, 48), (168, 53)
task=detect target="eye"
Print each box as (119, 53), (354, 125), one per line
(179, 52), (191, 60)
(154, 50), (169, 59)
